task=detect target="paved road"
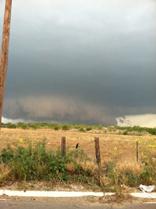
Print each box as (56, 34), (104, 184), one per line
(0, 198), (156, 209)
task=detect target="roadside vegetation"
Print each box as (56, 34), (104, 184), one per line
(0, 143), (98, 187)
(0, 142), (155, 192)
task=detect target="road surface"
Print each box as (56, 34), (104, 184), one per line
(0, 198), (156, 209)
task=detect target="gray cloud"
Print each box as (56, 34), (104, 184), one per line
(0, 0), (156, 123)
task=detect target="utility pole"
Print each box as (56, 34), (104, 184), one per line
(0, 0), (12, 126)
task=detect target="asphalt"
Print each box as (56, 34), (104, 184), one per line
(0, 198), (156, 209)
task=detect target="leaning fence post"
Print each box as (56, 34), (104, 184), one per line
(61, 137), (66, 157)
(136, 141), (139, 162)
(94, 137), (101, 185)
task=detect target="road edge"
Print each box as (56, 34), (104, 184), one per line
(0, 190), (156, 199)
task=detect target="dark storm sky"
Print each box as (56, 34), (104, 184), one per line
(0, 0), (156, 124)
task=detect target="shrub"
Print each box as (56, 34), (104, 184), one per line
(53, 126), (60, 130)
(62, 125), (70, 131)
(0, 146), (14, 163)
(0, 164), (11, 184)
(104, 160), (156, 188)
(5, 123), (17, 129)
(79, 128), (86, 132)
(139, 157), (156, 185)
(17, 122), (29, 129)
(0, 143), (93, 183)
(86, 127), (92, 131)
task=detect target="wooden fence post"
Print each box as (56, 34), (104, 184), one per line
(61, 137), (66, 157)
(136, 141), (139, 162)
(94, 137), (101, 185)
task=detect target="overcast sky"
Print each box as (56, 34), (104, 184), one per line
(0, 0), (156, 124)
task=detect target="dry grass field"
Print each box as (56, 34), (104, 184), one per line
(0, 127), (156, 190)
(0, 128), (156, 163)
